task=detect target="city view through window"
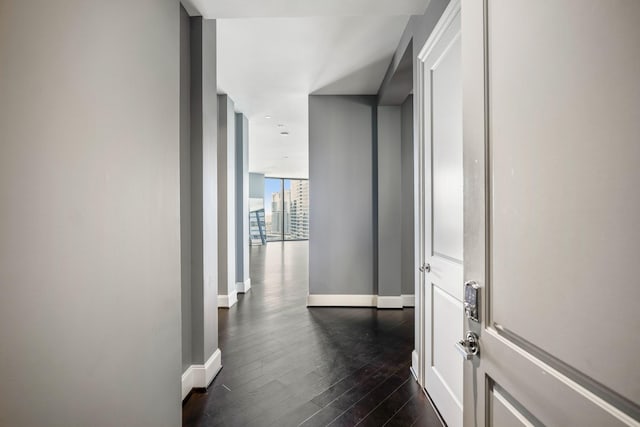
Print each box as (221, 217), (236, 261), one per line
(264, 178), (309, 241)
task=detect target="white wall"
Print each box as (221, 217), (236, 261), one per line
(0, 0), (181, 425)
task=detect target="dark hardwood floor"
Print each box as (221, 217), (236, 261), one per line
(183, 241), (442, 427)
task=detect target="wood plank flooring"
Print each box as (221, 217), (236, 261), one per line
(182, 241), (443, 427)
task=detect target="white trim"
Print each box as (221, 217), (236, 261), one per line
(402, 294), (415, 307)
(417, 0), (462, 61)
(236, 278), (251, 294)
(181, 348), (222, 400)
(377, 296), (403, 309)
(218, 291), (238, 308)
(193, 349), (222, 389)
(411, 350), (420, 382)
(181, 366), (194, 400)
(307, 294), (377, 307)
(307, 294), (414, 309)
(416, 2), (464, 425)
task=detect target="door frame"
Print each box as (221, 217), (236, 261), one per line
(415, 0), (463, 419)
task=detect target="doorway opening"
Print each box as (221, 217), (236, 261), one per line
(257, 177), (309, 243)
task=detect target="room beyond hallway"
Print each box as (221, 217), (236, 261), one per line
(182, 241), (441, 426)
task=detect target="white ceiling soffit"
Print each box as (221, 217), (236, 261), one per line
(198, 0), (429, 178)
(183, 0), (429, 18)
(218, 15), (411, 178)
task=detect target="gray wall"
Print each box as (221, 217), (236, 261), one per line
(401, 96), (415, 295)
(217, 95), (236, 299)
(378, 0), (450, 105)
(249, 173), (265, 199)
(180, 5), (193, 373)
(309, 96), (377, 295)
(308, 3), (450, 301)
(189, 17), (218, 366)
(235, 114), (250, 283)
(377, 0), (450, 300)
(0, 0), (181, 425)
(377, 106), (403, 297)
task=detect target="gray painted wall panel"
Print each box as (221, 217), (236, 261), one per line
(217, 95), (236, 298)
(200, 18), (219, 360)
(379, 0), (449, 103)
(189, 17), (218, 365)
(235, 114), (250, 282)
(249, 173), (265, 198)
(377, 106), (403, 297)
(401, 96), (415, 295)
(377, 0), (450, 303)
(180, 5), (193, 373)
(309, 96), (377, 295)
(0, 0), (181, 425)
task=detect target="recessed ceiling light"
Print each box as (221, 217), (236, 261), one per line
(280, 131), (289, 136)
(265, 115), (272, 119)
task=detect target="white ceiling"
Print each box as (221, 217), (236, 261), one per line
(185, 0), (429, 178)
(184, 0), (429, 18)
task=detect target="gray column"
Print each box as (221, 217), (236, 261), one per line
(217, 95), (237, 307)
(400, 96), (415, 296)
(189, 17), (219, 369)
(235, 114), (251, 291)
(377, 106), (403, 306)
(180, 5), (193, 374)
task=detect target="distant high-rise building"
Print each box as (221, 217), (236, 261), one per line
(271, 190), (291, 235)
(290, 180), (309, 239)
(267, 180), (307, 240)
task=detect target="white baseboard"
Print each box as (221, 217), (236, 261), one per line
(307, 294), (377, 307)
(218, 290), (238, 308)
(411, 350), (419, 382)
(181, 367), (194, 400)
(236, 278), (251, 293)
(402, 294), (415, 307)
(181, 348), (222, 400)
(307, 294), (415, 308)
(377, 296), (403, 309)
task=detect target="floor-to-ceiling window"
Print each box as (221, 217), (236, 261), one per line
(264, 177), (309, 241)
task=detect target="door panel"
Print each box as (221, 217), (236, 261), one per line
(463, 0), (640, 426)
(488, 0), (640, 404)
(432, 286), (464, 402)
(420, 2), (464, 427)
(482, 330), (636, 426)
(432, 34), (463, 263)
(490, 383), (541, 427)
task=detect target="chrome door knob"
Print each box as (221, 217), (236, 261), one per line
(455, 331), (479, 360)
(419, 263), (431, 273)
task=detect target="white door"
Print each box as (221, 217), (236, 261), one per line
(462, 0), (640, 426)
(418, 2), (464, 427)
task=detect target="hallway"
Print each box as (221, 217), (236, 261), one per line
(182, 241), (441, 426)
